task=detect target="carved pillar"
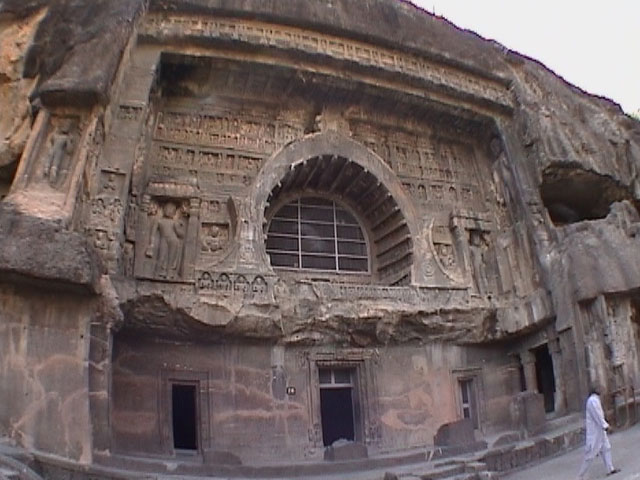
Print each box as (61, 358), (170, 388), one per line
(520, 350), (537, 393)
(451, 222), (472, 288)
(133, 194), (152, 277)
(88, 321), (113, 453)
(183, 197), (201, 281)
(547, 333), (567, 414)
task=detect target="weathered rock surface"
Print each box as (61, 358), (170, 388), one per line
(0, 8), (41, 193)
(1, 0), (145, 106)
(0, 205), (102, 293)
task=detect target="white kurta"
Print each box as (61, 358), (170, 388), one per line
(584, 393), (610, 460)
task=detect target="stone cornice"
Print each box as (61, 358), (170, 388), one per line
(140, 12), (515, 114)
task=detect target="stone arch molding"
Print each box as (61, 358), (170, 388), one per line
(248, 131), (420, 285)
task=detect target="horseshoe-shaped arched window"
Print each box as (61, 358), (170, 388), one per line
(266, 196), (369, 273)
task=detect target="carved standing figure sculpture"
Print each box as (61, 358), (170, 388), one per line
(42, 120), (73, 186)
(145, 201), (187, 279)
(469, 230), (489, 295)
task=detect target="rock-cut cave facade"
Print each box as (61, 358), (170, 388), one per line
(1, 0), (640, 474)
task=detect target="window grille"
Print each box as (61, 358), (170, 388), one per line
(266, 197), (369, 273)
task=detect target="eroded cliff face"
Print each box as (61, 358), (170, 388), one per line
(0, 8), (42, 197)
(502, 54), (640, 345)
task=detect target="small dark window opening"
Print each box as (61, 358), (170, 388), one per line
(533, 344), (556, 413)
(319, 367), (357, 446)
(459, 378), (479, 429)
(172, 384), (198, 451)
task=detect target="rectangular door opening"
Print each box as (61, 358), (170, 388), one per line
(319, 367), (357, 447)
(533, 344), (556, 413)
(171, 383), (198, 451)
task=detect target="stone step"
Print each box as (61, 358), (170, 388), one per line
(0, 466), (20, 478)
(0, 438), (35, 470)
(0, 454), (43, 480)
(386, 461), (466, 479)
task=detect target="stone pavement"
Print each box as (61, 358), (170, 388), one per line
(2, 421), (638, 480)
(503, 422), (640, 480)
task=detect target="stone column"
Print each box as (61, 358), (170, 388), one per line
(133, 194), (152, 277)
(451, 222), (472, 287)
(182, 197), (201, 281)
(89, 321), (113, 454)
(548, 335), (567, 414)
(520, 350), (537, 393)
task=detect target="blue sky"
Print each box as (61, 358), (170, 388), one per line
(411, 0), (639, 114)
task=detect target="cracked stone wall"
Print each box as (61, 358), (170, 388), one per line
(111, 333), (520, 461)
(0, 284), (93, 461)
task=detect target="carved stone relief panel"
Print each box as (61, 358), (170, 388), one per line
(86, 228), (118, 272)
(24, 115), (82, 190)
(148, 106), (303, 192)
(431, 224), (460, 279)
(122, 241), (135, 277)
(195, 271), (271, 301)
(98, 169), (126, 197)
(197, 197), (234, 268)
(350, 118), (488, 215)
(89, 191), (125, 228)
(450, 212), (497, 296)
(85, 185), (125, 274)
(153, 109), (304, 156)
(116, 104), (144, 123)
(467, 229), (493, 296)
(200, 223), (229, 254)
(134, 195), (196, 281)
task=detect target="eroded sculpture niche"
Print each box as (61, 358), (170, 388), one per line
(136, 196), (190, 281)
(34, 116), (81, 189)
(197, 197), (234, 267)
(429, 222), (463, 282)
(468, 229), (491, 296)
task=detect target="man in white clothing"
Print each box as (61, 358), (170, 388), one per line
(578, 387), (620, 479)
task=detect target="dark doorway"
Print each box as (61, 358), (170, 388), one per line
(533, 344), (556, 413)
(171, 384), (198, 450)
(319, 367), (357, 446)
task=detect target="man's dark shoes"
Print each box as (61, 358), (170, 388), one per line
(607, 468), (621, 476)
